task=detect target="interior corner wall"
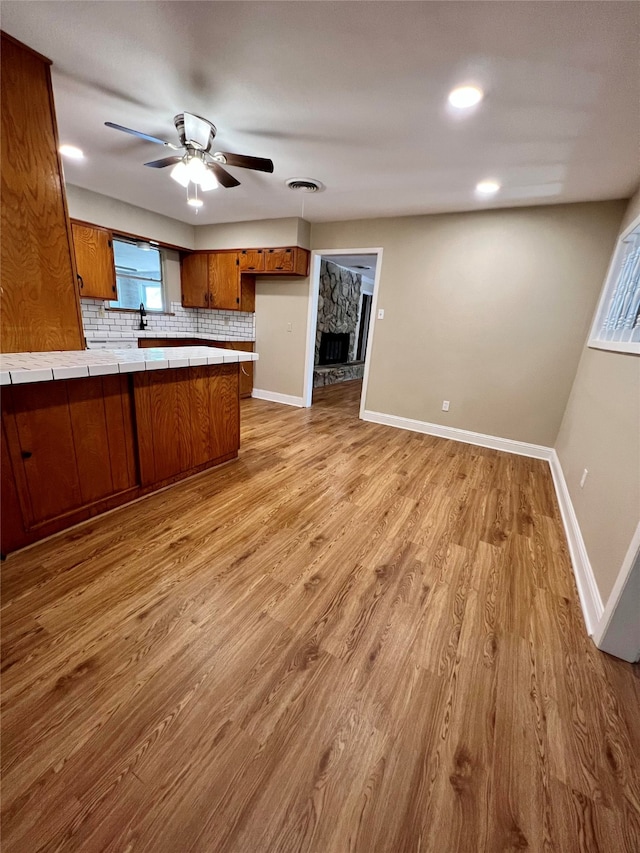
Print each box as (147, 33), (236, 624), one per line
(254, 277), (309, 398)
(555, 189), (640, 604)
(65, 184), (196, 249)
(311, 200), (626, 447)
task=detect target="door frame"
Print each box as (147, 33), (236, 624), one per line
(303, 247), (384, 415)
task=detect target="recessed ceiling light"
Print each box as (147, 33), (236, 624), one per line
(448, 86), (483, 109)
(59, 144), (84, 160)
(475, 179), (501, 195)
(187, 197), (203, 208)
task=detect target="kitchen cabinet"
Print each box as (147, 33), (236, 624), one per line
(1, 362), (243, 554)
(181, 251), (256, 311)
(181, 246), (309, 311)
(239, 249), (265, 272)
(1, 375), (137, 549)
(133, 365), (239, 486)
(181, 252), (209, 308)
(1, 33), (84, 353)
(138, 338), (255, 398)
(265, 247), (309, 275)
(72, 222), (117, 299)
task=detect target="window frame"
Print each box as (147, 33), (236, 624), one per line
(109, 237), (167, 313)
(588, 212), (640, 356)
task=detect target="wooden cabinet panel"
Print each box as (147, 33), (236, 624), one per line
(264, 247), (295, 273)
(1, 376), (138, 532)
(238, 249), (264, 272)
(240, 274), (256, 313)
(209, 252), (240, 310)
(4, 383), (83, 526)
(181, 253), (209, 308)
(133, 365), (240, 487)
(1, 34), (84, 353)
(72, 223), (117, 299)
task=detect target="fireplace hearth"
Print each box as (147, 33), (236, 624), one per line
(318, 332), (350, 365)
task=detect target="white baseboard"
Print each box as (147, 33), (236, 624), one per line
(361, 409), (554, 460)
(251, 388), (305, 408)
(548, 450), (604, 635)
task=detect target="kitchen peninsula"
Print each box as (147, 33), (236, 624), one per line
(1, 346), (257, 555)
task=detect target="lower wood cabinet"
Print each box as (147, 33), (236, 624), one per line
(138, 338), (254, 398)
(1, 375), (136, 549)
(1, 365), (241, 555)
(133, 365), (239, 486)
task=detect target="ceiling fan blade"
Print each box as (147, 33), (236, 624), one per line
(208, 162), (241, 188)
(214, 151), (274, 173)
(144, 156), (183, 169)
(105, 122), (172, 146)
(183, 112), (214, 150)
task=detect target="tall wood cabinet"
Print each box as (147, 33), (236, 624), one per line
(1, 33), (84, 352)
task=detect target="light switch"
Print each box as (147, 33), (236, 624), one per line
(377, 308), (385, 320)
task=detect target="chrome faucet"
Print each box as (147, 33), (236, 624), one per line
(139, 302), (147, 330)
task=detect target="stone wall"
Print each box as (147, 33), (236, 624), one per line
(315, 260), (362, 364)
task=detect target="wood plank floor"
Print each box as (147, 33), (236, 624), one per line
(2, 379), (639, 852)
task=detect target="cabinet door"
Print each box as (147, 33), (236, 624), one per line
(1, 34), (84, 353)
(181, 253), (209, 308)
(264, 247), (295, 273)
(238, 249), (264, 272)
(229, 342), (254, 398)
(209, 252), (240, 310)
(240, 274), (256, 313)
(72, 223), (117, 299)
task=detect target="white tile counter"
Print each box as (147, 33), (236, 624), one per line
(0, 347), (258, 386)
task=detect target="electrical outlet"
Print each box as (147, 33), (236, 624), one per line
(98, 306), (106, 318)
(287, 322), (292, 332)
(224, 316), (230, 326)
(580, 468), (588, 488)
(377, 308), (385, 320)
(442, 400), (450, 412)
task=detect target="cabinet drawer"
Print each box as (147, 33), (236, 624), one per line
(238, 249), (265, 272)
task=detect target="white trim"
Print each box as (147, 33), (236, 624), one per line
(251, 388), (305, 407)
(548, 450), (604, 634)
(303, 247), (384, 409)
(361, 409), (553, 459)
(593, 522), (640, 655)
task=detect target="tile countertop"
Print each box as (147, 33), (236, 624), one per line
(84, 330), (255, 342)
(0, 347), (258, 386)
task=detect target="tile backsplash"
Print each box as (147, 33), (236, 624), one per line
(81, 300), (255, 341)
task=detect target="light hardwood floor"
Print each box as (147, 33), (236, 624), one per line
(2, 379), (639, 852)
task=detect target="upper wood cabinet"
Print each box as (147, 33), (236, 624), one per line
(181, 246), (309, 312)
(1, 33), (84, 353)
(181, 252), (209, 308)
(71, 223), (117, 299)
(238, 249), (265, 272)
(209, 252), (241, 310)
(181, 250), (255, 311)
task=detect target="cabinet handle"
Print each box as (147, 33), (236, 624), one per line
(112, 284), (116, 293)
(276, 266), (283, 270)
(204, 292), (209, 305)
(77, 274), (84, 290)
(248, 266), (255, 270)
(241, 365), (250, 377)
(236, 297), (240, 304)
(21, 450), (32, 459)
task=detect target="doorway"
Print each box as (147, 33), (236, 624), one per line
(303, 248), (383, 416)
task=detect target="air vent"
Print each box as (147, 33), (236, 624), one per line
(352, 265), (372, 270)
(285, 177), (325, 193)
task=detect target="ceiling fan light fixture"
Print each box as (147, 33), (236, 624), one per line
(170, 161), (191, 188)
(199, 169), (219, 191)
(448, 85), (484, 109)
(186, 154), (208, 184)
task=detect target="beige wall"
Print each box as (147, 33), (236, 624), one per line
(555, 190), (640, 603)
(312, 201), (626, 446)
(66, 185), (195, 249)
(195, 217), (305, 250)
(254, 277), (310, 397)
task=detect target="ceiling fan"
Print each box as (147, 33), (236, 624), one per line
(105, 112), (274, 194)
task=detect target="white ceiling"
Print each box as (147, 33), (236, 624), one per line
(3, 1), (639, 226)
